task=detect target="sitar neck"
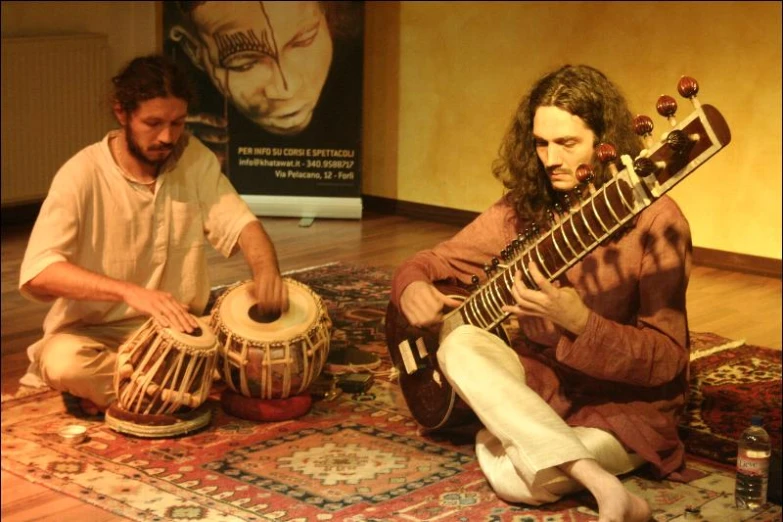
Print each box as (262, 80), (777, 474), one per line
(454, 163), (650, 333)
(441, 102), (731, 336)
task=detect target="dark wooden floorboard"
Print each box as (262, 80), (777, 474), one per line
(1, 211), (780, 521)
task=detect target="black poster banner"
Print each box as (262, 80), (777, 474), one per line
(163, 1), (364, 217)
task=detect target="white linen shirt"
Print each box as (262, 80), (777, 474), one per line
(19, 130), (258, 335)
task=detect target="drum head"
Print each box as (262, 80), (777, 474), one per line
(218, 280), (317, 342)
(159, 316), (217, 349)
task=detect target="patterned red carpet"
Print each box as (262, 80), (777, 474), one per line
(2, 263), (781, 521)
(682, 332), (781, 464)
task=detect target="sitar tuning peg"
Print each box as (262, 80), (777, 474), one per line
(633, 114), (655, 150)
(677, 76), (701, 109)
(656, 86), (700, 151)
(632, 156), (664, 178)
(471, 274), (480, 289)
(665, 129), (699, 154)
(576, 164), (597, 195)
(530, 223), (540, 236)
(656, 94), (678, 127)
(596, 143), (620, 178)
(561, 193), (573, 212)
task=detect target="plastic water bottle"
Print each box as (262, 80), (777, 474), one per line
(735, 415), (771, 510)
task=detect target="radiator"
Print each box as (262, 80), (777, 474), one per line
(1, 33), (109, 206)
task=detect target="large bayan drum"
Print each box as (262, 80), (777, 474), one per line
(210, 278), (331, 420)
(105, 316), (218, 438)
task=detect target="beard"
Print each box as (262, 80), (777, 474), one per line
(124, 124), (174, 167)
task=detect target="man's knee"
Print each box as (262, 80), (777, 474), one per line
(437, 325), (522, 377)
(437, 324), (480, 369)
(39, 335), (81, 383)
(38, 334), (114, 390)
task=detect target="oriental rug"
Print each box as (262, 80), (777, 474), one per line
(2, 262), (781, 522)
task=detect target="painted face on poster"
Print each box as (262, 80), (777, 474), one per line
(171, 1), (333, 137)
(166, 1), (364, 199)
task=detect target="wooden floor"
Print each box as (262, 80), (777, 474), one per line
(1, 211), (781, 521)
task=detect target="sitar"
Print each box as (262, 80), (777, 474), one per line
(385, 76), (731, 432)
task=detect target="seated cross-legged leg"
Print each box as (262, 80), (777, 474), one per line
(37, 319), (144, 410)
(437, 324), (646, 510)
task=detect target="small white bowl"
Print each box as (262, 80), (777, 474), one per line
(59, 424), (87, 445)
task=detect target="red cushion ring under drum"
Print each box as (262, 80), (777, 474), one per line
(220, 389), (312, 421)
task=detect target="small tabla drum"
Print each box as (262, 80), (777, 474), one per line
(105, 316), (218, 438)
(209, 278), (331, 421)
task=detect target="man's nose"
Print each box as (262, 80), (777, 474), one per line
(545, 144), (562, 167)
(158, 125), (175, 145)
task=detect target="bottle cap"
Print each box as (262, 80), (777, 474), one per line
(751, 415), (763, 426)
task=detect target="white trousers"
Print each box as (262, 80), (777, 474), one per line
(437, 324), (645, 505)
(28, 318), (146, 408)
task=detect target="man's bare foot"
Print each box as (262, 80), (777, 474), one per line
(559, 459), (651, 522)
(79, 398), (106, 416)
(595, 479), (651, 522)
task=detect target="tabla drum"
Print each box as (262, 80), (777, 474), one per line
(105, 316), (218, 438)
(209, 278), (331, 420)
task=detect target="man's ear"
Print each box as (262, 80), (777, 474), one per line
(169, 25), (205, 72)
(113, 103), (128, 126)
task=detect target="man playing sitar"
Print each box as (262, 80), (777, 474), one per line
(387, 65), (730, 521)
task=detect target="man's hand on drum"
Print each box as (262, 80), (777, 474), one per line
(124, 286), (199, 333)
(252, 269), (289, 317)
(400, 281), (461, 328)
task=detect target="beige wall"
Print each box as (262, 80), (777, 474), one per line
(2, 0), (159, 133)
(362, 1), (782, 260)
(2, 1), (780, 259)
(1, 1), (159, 83)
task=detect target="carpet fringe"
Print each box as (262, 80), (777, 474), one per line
(282, 261), (340, 276)
(689, 338), (747, 362)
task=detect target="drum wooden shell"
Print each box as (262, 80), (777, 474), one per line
(113, 317), (218, 416)
(209, 278), (331, 400)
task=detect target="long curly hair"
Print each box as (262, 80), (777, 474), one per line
(492, 65), (642, 226)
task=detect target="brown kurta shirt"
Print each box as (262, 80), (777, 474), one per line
(390, 194), (692, 478)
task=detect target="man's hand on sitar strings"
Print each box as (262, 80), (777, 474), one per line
(502, 262), (590, 336)
(400, 281), (462, 328)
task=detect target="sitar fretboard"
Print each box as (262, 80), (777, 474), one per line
(459, 174), (642, 331)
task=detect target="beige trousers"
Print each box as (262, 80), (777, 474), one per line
(437, 325), (645, 505)
(33, 318), (146, 408)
